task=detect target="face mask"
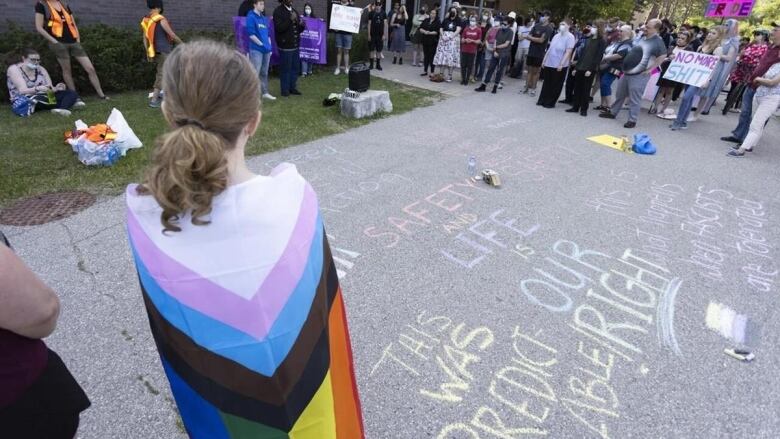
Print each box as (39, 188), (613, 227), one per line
(606, 26), (612, 32)
(305, 8), (311, 14)
(482, 14), (488, 20)
(26, 62), (38, 70)
(559, 25), (567, 33)
(470, 20), (476, 26)
(450, 12), (456, 17)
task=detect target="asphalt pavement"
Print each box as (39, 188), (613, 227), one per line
(4, 66), (780, 438)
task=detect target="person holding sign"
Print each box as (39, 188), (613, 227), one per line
(331, 0), (355, 75)
(599, 19), (667, 128)
(653, 30), (694, 115)
(669, 26), (723, 130)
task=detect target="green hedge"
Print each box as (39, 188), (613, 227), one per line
(1, 22), (371, 100)
(0, 23), (225, 100)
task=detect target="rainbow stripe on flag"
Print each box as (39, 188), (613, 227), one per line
(125, 165), (364, 438)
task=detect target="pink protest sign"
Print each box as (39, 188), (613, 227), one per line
(705, 0), (755, 17)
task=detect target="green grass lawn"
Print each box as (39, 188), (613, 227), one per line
(0, 73), (441, 206)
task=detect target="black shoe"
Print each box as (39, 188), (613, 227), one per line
(392, 57), (397, 64)
(370, 61), (374, 69)
(720, 136), (741, 143)
(565, 107), (579, 113)
(589, 97), (594, 102)
(377, 62), (383, 71)
(701, 110), (709, 115)
(475, 84), (486, 92)
(599, 112), (616, 119)
(491, 85), (498, 94)
(559, 99), (571, 104)
(399, 58), (403, 65)
(580, 111), (587, 117)
(421, 72), (428, 76)
(290, 89), (302, 95)
(624, 121), (636, 128)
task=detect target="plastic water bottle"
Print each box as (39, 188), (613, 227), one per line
(467, 156), (477, 177)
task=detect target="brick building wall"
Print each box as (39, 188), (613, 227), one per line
(0, 0), (334, 33)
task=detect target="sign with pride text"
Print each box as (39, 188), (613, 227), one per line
(662, 50), (719, 87)
(705, 0), (755, 17)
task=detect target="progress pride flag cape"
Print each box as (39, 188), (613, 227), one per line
(125, 164), (364, 438)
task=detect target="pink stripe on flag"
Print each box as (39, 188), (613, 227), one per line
(126, 185), (319, 339)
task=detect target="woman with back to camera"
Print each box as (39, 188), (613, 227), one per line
(125, 40), (364, 438)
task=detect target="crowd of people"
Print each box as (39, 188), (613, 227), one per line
(372, 3), (780, 157)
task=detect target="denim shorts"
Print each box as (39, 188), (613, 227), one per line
(335, 33), (353, 49)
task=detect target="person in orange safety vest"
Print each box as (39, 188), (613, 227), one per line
(142, 0), (183, 108)
(34, 1), (109, 103)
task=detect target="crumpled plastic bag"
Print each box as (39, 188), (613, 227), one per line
(65, 108), (142, 166)
(106, 108), (142, 156)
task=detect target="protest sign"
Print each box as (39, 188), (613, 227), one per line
(705, 0), (755, 17)
(301, 17), (327, 64)
(662, 50), (719, 87)
(330, 4), (362, 33)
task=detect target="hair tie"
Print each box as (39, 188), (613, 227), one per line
(178, 119), (206, 130)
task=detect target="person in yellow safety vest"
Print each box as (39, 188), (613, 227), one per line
(142, 0), (183, 108)
(34, 0), (109, 103)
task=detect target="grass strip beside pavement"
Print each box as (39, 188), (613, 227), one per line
(0, 74), (441, 206)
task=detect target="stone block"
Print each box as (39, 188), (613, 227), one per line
(340, 90), (393, 119)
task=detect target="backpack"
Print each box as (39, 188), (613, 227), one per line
(11, 96), (35, 117)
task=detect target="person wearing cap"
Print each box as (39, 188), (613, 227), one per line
(475, 15), (513, 94)
(367, 0), (388, 70)
(506, 12), (518, 70)
(722, 22), (780, 146)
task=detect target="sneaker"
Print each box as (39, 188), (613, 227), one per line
(51, 108), (72, 116)
(446, 76), (452, 83)
(687, 115), (698, 122)
(334, 68), (341, 75)
(475, 84), (486, 92)
(624, 121), (636, 128)
(669, 123), (687, 131)
(73, 99), (86, 109)
(498, 82), (503, 89)
(529, 90), (536, 97)
(599, 112), (616, 119)
(262, 93), (277, 101)
(720, 136), (741, 143)
(491, 85), (498, 94)
(731, 144), (753, 152)
(727, 150), (745, 157)
(521, 88), (529, 94)
(345, 68), (350, 74)
(149, 99), (162, 108)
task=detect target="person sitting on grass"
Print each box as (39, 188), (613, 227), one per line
(7, 48), (79, 117)
(142, 0), (182, 108)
